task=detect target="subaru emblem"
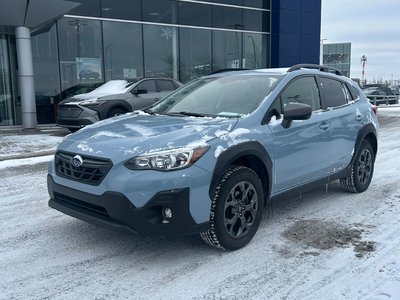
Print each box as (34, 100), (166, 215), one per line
(71, 155), (83, 168)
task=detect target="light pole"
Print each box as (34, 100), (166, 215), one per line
(320, 38), (327, 65)
(361, 55), (367, 85)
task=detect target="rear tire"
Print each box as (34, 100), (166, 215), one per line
(200, 166), (264, 250)
(340, 140), (375, 193)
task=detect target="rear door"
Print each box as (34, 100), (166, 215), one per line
(156, 79), (178, 99)
(318, 77), (362, 172)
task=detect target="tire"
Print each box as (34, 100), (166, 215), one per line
(200, 166), (264, 250)
(340, 140), (375, 193)
(107, 108), (127, 118)
(68, 127), (79, 133)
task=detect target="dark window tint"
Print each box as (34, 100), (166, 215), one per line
(281, 77), (321, 111)
(157, 79), (175, 92)
(142, 0), (177, 24)
(101, 0), (141, 20)
(136, 80), (156, 93)
(320, 77), (347, 108)
(178, 2), (211, 27)
(69, 0), (101, 17)
(211, 5), (242, 30)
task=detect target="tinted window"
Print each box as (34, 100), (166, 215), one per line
(142, 0), (177, 24)
(342, 83), (353, 102)
(281, 77), (321, 111)
(136, 80), (156, 93)
(320, 77), (347, 108)
(101, 0), (141, 21)
(178, 2), (211, 27)
(157, 79), (175, 92)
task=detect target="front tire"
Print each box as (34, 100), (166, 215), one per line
(200, 166), (264, 250)
(340, 140), (375, 193)
(107, 108), (127, 119)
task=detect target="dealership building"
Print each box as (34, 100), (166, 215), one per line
(0, 0), (321, 128)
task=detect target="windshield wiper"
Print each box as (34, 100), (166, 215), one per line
(169, 111), (208, 118)
(142, 108), (156, 115)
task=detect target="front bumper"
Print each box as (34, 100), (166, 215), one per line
(57, 105), (100, 128)
(47, 175), (208, 236)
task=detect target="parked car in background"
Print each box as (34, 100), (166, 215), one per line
(57, 78), (183, 132)
(389, 84), (400, 95)
(48, 64), (379, 250)
(79, 69), (100, 80)
(363, 86), (398, 105)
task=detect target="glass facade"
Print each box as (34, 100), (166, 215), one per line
(0, 34), (17, 125)
(1, 0), (271, 125)
(323, 43), (351, 77)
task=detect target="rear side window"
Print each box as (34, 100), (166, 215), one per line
(320, 77), (347, 108)
(157, 79), (176, 92)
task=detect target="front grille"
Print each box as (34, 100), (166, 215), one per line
(58, 105), (82, 118)
(55, 151), (112, 185)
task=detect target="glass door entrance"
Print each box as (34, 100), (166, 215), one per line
(0, 34), (15, 126)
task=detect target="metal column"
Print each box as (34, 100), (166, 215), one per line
(15, 26), (37, 129)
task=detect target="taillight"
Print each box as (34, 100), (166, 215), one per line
(371, 105), (378, 115)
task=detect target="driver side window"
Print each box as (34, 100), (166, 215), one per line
(281, 77), (321, 111)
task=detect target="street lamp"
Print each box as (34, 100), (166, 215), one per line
(320, 38), (327, 65)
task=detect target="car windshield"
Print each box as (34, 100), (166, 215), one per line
(149, 75), (282, 117)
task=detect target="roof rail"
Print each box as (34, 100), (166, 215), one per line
(287, 64), (344, 76)
(208, 68), (251, 75)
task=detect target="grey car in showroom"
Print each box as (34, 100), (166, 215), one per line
(57, 78), (182, 132)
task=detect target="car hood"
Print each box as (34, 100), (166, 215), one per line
(57, 111), (238, 163)
(60, 93), (126, 104)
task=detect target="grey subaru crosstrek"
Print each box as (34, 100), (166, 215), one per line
(48, 64), (379, 250)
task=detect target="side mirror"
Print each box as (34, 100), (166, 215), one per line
(134, 89), (148, 95)
(282, 102), (312, 128)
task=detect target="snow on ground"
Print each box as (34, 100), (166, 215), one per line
(0, 130), (64, 160)
(0, 108), (399, 299)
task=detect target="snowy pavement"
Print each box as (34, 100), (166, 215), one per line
(0, 127), (67, 161)
(0, 107), (400, 299)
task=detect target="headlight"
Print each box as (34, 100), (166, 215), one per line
(124, 146), (210, 171)
(80, 99), (106, 107)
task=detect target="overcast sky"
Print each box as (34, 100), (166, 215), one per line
(321, 0), (400, 83)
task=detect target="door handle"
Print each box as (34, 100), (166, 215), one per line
(319, 122), (330, 130)
(355, 113), (363, 121)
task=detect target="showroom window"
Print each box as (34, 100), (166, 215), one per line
(102, 21), (143, 81)
(243, 33), (268, 69)
(57, 18), (103, 92)
(213, 30), (242, 71)
(143, 24), (178, 79)
(179, 27), (211, 83)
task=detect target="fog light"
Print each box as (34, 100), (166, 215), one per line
(163, 207), (173, 221)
